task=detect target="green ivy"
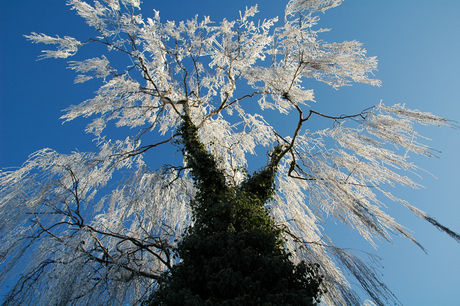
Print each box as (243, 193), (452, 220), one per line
(145, 116), (324, 306)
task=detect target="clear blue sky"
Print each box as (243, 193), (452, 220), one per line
(1, 1), (459, 305)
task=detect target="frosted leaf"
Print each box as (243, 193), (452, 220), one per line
(286, 0), (345, 16)
(25, 33), (81, 59)
(239, 5), (259, 22)
(122, 0), (140, 8)
(74, 75), (94, 83)
(103, 0), (120, 11)
(67, 0), (109, 30)
(377, 102), (455, 128)
(68, 56), (112, 82)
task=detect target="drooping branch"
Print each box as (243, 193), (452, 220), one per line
(424, 216), (460, 243)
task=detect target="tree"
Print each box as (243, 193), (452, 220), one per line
(0, 0), (458, 305)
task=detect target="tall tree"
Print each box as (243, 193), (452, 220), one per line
(0, 0), (458, 305)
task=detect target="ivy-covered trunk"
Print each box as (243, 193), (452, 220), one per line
(145, 115), (324, 306)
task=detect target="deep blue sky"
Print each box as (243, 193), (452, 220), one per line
(1, 1), (459, 305)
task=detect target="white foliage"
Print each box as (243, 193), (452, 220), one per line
(1, 1), (456, 305)
(286, 0), (345, 16)
(25, 32), (81, 59)
(68, 56), (112, 83)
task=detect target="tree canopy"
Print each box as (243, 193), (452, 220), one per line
(0, 0), (459, 305)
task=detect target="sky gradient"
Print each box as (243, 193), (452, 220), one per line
(1, 1), (459, 304)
